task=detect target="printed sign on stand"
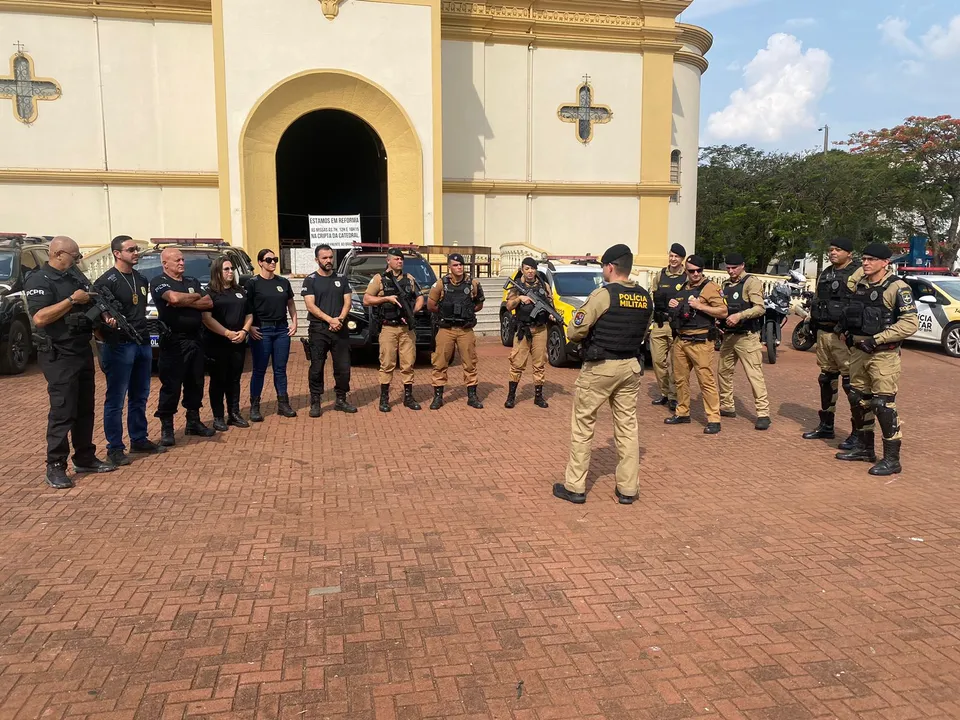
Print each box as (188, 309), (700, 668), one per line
(308, 215), (362, 249)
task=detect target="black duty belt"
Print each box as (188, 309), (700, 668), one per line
(258, 320), (288, 328)
(381, 320), (404, 327)
(677, 334), (710, 343)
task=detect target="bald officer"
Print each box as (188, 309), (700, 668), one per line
(664, 254), (728, 434)
(650, 243), (687, 411)
(836, 243), (918, 475)
(716, 252), (771, 430)
(553, 244), (652, 506)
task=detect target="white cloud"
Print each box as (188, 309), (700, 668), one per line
(878, 16), (921, 55)
(785, 18), (817, 28)
(725, 60), (742, 71)
(922, 16), (960, 59)
(681, 0), (767, 20)
(707, 33), (832, 143)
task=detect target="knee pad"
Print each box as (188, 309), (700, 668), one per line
(847, 387), (866, 407)
(871, 394), (896, 412)
(841, 375), (852, 394)
(818, 371), (840, 386)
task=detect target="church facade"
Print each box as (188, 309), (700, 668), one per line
(0, 0), (710, 268)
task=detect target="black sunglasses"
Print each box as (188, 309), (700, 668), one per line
(687, 268), (704, 274)
(262, 257), (278, 264)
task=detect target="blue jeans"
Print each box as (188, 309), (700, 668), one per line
(249, 325), (290, 399)
(99, 342), (153, 451)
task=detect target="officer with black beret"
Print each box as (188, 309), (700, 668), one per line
(25, 236), (117, 489)
(650, 243), (687, 411)
(554, 244), (652, 505)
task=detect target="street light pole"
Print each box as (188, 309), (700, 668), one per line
(818, 124), (830, 153)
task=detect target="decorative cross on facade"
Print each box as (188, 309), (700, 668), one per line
(0, 49), (62, 124)
(557, 75), (612, 145)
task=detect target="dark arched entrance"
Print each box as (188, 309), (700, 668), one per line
(275, 109), (387, 248)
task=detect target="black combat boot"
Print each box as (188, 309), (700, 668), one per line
(73, 457), (117, 473)
(379, 384), (391, 413)
(107, 448), (132, 466)
(277, 394), (297, 418)
(309, 394), (322, 418)
(651, 396), (669, 406)
(45, 462), (73, 490)
(534, 385), (548, 408)
(403, 384), (421, 411)
(227, 402), (249, 428)
(130, 439), (166, 454)
(836, 431), (876, 462)
(868, 439), (902, 476)
(184, 410), (215, 437)
(430, 386), (444, 410)
(212, 417), (228, 432)
(504, 381), (518, 409)
(467, 386), (483, 409)
(249, 397), (264, 423)
(837, 421), (857, 450)
(334, 391), (357, 413)
(802, 411), (835, 440)
(159, 417), (176, 447)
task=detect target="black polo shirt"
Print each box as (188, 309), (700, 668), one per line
(150, 273), (205, 335)
(208, 287), (249, 333)
(301, 271), (350, 326)
(244, 275), (293, 325)
(94, 267), (150, 345)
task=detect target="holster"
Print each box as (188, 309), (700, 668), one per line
(300, 337), (312, 361)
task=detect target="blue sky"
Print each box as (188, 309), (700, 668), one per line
(680, 0), (960, 153)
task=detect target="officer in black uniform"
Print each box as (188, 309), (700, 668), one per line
(302, 243), (356, 417)
(25, 236), (116, 489)
(150, 247), (216, 446)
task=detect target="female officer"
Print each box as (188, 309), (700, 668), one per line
(244, 248), (298, 420)
(202, 256), (253, 431)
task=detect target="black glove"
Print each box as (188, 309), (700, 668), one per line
(855, 337), (878, 354)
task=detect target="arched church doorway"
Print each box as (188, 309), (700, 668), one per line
(275, 110), (388, 250)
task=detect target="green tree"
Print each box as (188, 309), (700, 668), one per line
(845, 115), (960, 267)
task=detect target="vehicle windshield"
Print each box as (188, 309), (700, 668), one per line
(553, 271), (603, 297)
(0, 251), (13, 281)
(933, 280), (960, 301)
(345, 255), (437, 291)
(138, 252), (220, 285)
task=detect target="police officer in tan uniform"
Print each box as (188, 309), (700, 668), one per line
(427, 253), (485, 410)
(553, 244), (652, 506)
(802, 238), (863, 449)
(717, 252), (771, 430)
(836, 243), (918, 476)
(650, 243), (687, 411)
(504, 257), (553, 409)
(664, 254), (728, 434)
(363, 248), (425, 412)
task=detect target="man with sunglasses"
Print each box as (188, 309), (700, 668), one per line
(25, 236), (117, 489)
(835, 243), (917, 475)
(94, 235), (165, 465)
(650, 243), (687, 411)
(665, 254), (727, 434)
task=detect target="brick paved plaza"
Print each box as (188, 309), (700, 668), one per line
(1, 334), (959, 720)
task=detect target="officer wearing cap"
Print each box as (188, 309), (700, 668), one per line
(664, 254), (728, 434)
(650, 243), (687, 411)
(363, 248), (425, 412)
(835, 242), (917, 476)
(504, 256), (553, 409)
(427, 252), (485, 409)
(716, 252), (771, 430)
(801, 237), (863, 449)
(25, 236), (117, 489)
(553, 244), (652, 506)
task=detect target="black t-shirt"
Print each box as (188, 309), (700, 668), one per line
(301, 272), (350, 326)
(94, 267), (150, 345)
(208, 287), (249, 334)
(150, 273), (205, 335)
(244, 275), (293, 325)
(24, 263), (93, 351)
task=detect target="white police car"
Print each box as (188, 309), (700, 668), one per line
(900, 274), (960, 358)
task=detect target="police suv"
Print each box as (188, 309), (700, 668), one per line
(0, 234), (50, 374)
(899, 272), (960, 358)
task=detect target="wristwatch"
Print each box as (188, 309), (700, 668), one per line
(68, 297), (77, 306)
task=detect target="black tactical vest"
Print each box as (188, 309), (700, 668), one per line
(844, 275), (898, 336)
(653, 268), (687, 323)
(584, 283), (653, 361)
(380, 272), (416, 324)
(438, 275), (477, 328)
(671, 281), (715, 334)
(514, 278), (550, 327)
(813, 261), (860, 329)
(722, 275), (760, 333)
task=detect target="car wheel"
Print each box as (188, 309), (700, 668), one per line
(500, 311), (515, 347)
(0, 317), (30, 375)
(942, 322), (960, 358)
(547, 324), (567, 367)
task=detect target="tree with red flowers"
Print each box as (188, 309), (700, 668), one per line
(846, 115), (960, 268)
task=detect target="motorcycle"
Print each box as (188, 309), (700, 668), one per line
(791, 289), (816, 351)
(762, 281), (793, 364)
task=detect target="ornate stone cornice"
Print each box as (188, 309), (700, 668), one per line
(443, 178), (681, 197)
(0, 168), (218, 186)
(0, 0), (212, 22)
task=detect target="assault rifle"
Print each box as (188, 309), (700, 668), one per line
(504, 278), (565, 327)
(65, 266), (145, 345)
(384, 274), (416, 327)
